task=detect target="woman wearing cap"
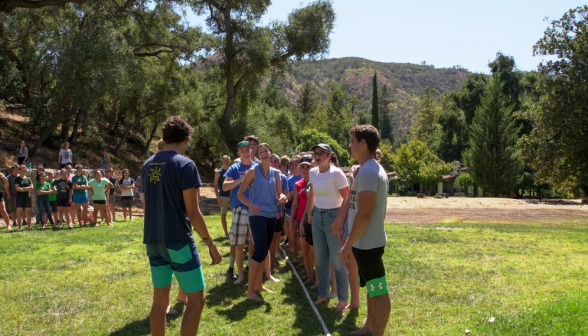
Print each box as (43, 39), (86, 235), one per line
(306, 143), (350, 310)
(289, 154), (317, 285)
(238, 143), (287, 301)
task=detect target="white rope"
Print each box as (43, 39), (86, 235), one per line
(279, 246), (331, 336)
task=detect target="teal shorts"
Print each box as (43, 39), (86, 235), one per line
(146, 242), (205, 293)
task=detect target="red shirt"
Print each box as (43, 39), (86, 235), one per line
(295, 179), (310, 221)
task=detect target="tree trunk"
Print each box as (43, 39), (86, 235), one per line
(69, 107), (83, 144)
(29, 88), (73, 156)
(108, 100), (118, 131)
(114, 109), (163, 156)
(60, 114), (71, 140)
(142, 121), (160, 157)
(220, 96), (237, 150)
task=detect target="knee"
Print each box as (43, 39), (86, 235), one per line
(252, 249), (267, 263)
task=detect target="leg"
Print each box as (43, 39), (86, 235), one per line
(346, 253), (360, 309)
(353, 291), (375, 335)
(247, 259), (264, 301)
(0, 203), (10, 229)
(25, 207), (32, 229)
(325, 224), (349, 310)
(82, 203), (88, 225)
(151, 285), (172, 336)
(93, 205), (99, 225)
(234, 245), (245, 283)
(76, 204), (83, 226)
(176, 287), (188, 304)
(372, 294), (391, 336)
(16, 208), (23, 230)
(128, 205), (133, 221)
(180, 290), (207, 336)
(311, 211), (330, 303)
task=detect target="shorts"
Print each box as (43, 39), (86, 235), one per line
(220, 196), (230, 215)
(56, 199), (70, 208)
(121, 196), (133, 207)
(229, 207), (249, 246)
(275, 214), (284, 233)
(72, 194), (88, 204)
(6, 196), (16, 213)
(352, 246), (386, 288)
(303, 222), (314, 245)
(16, 196), (31, 209)
(139, 193), (144, 201)
(93, 200), (106, 205)
(146, 242), (205, 293)
(109, 194), (115, 204)
(50, 200), (57, 213)
(18, 157), (26, 165)
(60, 162), (73, 169)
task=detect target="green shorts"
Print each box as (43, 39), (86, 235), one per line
(146, 242), (205, 293)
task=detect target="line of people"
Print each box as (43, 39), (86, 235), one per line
(14, 140), (112, 170)
(0, 163), (141, 231)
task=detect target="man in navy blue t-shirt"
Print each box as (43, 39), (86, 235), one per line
(142, 116), (221, 336)
(222, 141), (258, 283)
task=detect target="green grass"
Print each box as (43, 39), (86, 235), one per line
(2, 216), (588, 335)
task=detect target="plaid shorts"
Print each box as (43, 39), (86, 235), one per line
(229, 207), (249, 246)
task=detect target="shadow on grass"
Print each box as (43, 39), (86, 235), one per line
(107, 302), (184, 336)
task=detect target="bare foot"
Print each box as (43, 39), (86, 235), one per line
(108, 224), (114, 227)
(41, 225), (45, 230)
(247, 292), (264, 302)
(351, 326), (373, 335)
(346, 303), (361, 310)
(314, 297), (329, 305)
(310, 282), (319, 289)
(265, 275), (280, 282)
(304, 277), (315, 284)
(335, 301), (348, 311)
(177, 295), (188, 304)
(234, 277), (245, 284)
(256, 286), (274, 293)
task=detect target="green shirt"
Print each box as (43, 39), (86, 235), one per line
(35, 181), (53, 198)
(88, 178), (110, 201)
(47, 179), (57, 201)
(72, 174), (88, 195)
(15, 176), (33, 198)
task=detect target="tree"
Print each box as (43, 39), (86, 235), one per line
(295, 129), (349, 167)
(191, 0), (335, 149)
(393, 139), (451, 194)
(296, 80), (320, 115)
(379, 84), (394, 143)
(521, 5), (588, 197)
(448, 73), (489, 125)
(378, 140), (394, 172)
(0, 0), (87, 13)
(434, 94), (468, 162)
(411, 87), (440, 143)
(454, 172), (476, 196)
(371, 72), (379, 130)
(463, 75), (523, 196)
(308, 82), (353, 149)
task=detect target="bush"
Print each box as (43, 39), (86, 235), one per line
(296, 129), (350, 167)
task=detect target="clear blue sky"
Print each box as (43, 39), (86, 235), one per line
(184, 0), (584, 73)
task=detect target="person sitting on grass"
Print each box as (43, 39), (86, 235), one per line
(340, 124), (391, 335)
(119, 169), (134, 221)
(52, 169), (73, 228)
(88, 169), (113, 227)
(14, 165), (34, 231)
(35, 171), (56, 229)
(72, 165), (90, 227)
(142, 115), (221, 336)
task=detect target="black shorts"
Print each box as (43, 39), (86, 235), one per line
(275, 215), (284, 233)
(50, 200), (57, 213)
(60, 162), (73, 169)
(93, 200), (106, 205)
(18, 157), (26, 165)
(121, 196), (133, 208)
(303, 222), (313, 246)
(16, 196), (32, 209)
(352, 246), (386, 287)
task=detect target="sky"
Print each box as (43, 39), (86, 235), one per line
(184, 0), (584, 73)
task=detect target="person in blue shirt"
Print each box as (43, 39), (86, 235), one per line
(286, 155), (303, 262)
(238, 143), (287, 302)
(222, 141), (258, 283)
(141, 115), (221, 336)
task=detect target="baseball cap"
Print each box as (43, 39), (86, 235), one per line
(237, 141), (251, 149)
(310, 143), (332, 153)
(300, 155), (312, 165)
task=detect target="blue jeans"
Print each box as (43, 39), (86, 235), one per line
(312, 207), (349, 302)
(37, 196), (54, 225)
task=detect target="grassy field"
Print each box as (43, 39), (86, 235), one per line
(1, 215), (588, 335)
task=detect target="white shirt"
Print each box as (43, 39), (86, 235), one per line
(60, 149), (73, 164)
(309, 165), (348, 209)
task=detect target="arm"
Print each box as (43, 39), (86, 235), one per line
(58, 153), (62, 165)
(340, 190), (377, 262)
(330, 186), (349, 235)
(222, 176), (243, 191)
(306, 183), (315, 225)
(0, 174), (9, 196)
(276, 174), (288, 205)
(183, 187), (222, 265)
(289, 190), (299, 233)
(336, 194), (351, 243)
(24, 148), (28, 161)
(213, 171), (221, 206)
(237, 169), (260, 214)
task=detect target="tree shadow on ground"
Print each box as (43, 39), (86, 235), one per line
(107, 302), (184, 336)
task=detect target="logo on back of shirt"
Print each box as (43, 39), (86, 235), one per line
(149, 167), (161, 183)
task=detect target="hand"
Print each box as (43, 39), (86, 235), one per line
(208, 244), (222, 265)
(338, 228), (345, 244)
(290, 220), (297, 235)
(278, 193), (288, 205)
(300, 223), (305, 236)
(340, 243), (352, 262)
(351, 165), (360, 178)
(276, 212), (280, 220)
(330, 221), (339, 236)
(250, 204), (261, 215)
(217, 198), (222, 207)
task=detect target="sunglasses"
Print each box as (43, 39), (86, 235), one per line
(313, 151), (328, 157)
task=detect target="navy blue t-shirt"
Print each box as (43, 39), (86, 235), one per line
(142, 150), (202, 244)
(224, 162), (258, 209)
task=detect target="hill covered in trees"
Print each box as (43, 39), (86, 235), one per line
(278, 57), (469, 139)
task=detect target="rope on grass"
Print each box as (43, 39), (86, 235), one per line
(279, 246), (331, 336)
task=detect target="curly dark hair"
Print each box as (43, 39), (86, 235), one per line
(162, 116), (192, 145)
(350, 124), (380, 155)
(244, 134), (259, 145)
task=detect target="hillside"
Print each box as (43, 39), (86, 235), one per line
(280, 57), (469, 138)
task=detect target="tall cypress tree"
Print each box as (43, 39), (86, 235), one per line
(380, 84), (394, 143)
(463, 75), (523, 196)
(371, 72), (379, 130)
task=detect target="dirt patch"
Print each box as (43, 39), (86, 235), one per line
(386, 197), (588, 223)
